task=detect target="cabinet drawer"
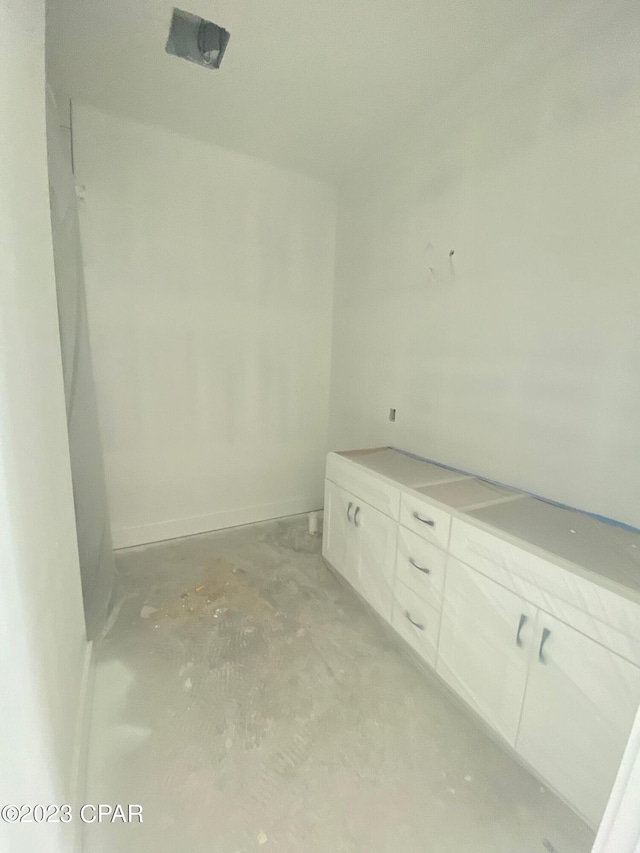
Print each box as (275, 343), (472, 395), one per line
(400, 492), (451, 550)
(395, 527), (446, 611)
(391, 581), (441, 667)
(326, 453), (400, 519)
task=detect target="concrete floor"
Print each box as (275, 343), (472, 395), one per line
(83, 516), (594, 853)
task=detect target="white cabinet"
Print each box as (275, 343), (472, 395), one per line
(322, 479), (358, 587)
(323, 478), (397, 621)
(326, 453), (401, 518)
(356, 500), (397, 621)
(323, 449), (640, 830)
(439, 554), (640, 827)
(437, 557), (536, 744)
(395, 526), (447, 612)
(399, 492), (451, 550)
(517, 613), (640, 827)
(391, 580), (441, 667)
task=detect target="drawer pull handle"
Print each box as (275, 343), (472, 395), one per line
(516, 613), (528, 647)
(347, 502), (353, 522)
(404, 610), (425, 631)
(413, 512), (435, 527)
(409, 557), (431, 574)
(539, 627), (551, 663)
(353, 506), (361, 527)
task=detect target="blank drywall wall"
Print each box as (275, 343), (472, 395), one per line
(73, 106), (336, 547)
(329, 0), (640, 528)
(0, 1), (87, 850)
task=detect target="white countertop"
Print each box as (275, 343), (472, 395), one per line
(340, 448), (468, 488)
(416, 478), (523, 511)
(469, 497), (640, 597)
(338, 447), (640, 601)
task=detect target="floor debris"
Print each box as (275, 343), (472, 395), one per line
(84, 517), (594, 853)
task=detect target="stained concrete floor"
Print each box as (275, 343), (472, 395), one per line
(83, 516), (594, 853)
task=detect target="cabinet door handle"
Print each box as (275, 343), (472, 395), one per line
(538, 627), (551, 663)
(516, 613), (528, 647)
(404, 610), (425, 631)
(353, 506), (361, 527)
(413, 512), (435, 527)
(347, 502), (353, 522)
(409, 557), (431, 574)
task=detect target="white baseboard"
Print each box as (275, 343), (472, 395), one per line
(70, 641), (95, 853)
(112, 497), (323, 549)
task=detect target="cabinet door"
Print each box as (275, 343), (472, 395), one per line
(516, 613), (640, 827)
(437, 557), (536, 744)
(354, 500), (397, 623)
(322, 480), (358, 587)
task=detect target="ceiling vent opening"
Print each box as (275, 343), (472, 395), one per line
(166, 8), (230, 70)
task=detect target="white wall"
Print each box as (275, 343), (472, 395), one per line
(329, 0), (640, 528)
(73, 106), (336, 547)
(0, 1), (87, 850)
(47, 87), (115, 639)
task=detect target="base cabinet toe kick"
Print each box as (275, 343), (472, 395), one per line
(322, 450), (640, 830)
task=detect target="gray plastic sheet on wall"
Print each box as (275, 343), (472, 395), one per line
(46, 85), (115, 640)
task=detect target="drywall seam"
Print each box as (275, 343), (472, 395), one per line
(70, 640), (95, 853)
(112, 497), (323, 549)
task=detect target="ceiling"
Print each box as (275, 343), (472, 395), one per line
(47, 0), (561, 182)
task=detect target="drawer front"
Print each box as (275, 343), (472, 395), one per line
(326, 453), (400, 519)
(449, 518), (515, 588)
(450, 518), (640, 667)
(391, 581), (441, 667)
(400, 492), (451, 550)
(395, 527), (446, 611)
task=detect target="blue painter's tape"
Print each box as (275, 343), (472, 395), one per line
(387, 445), (640, 535)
